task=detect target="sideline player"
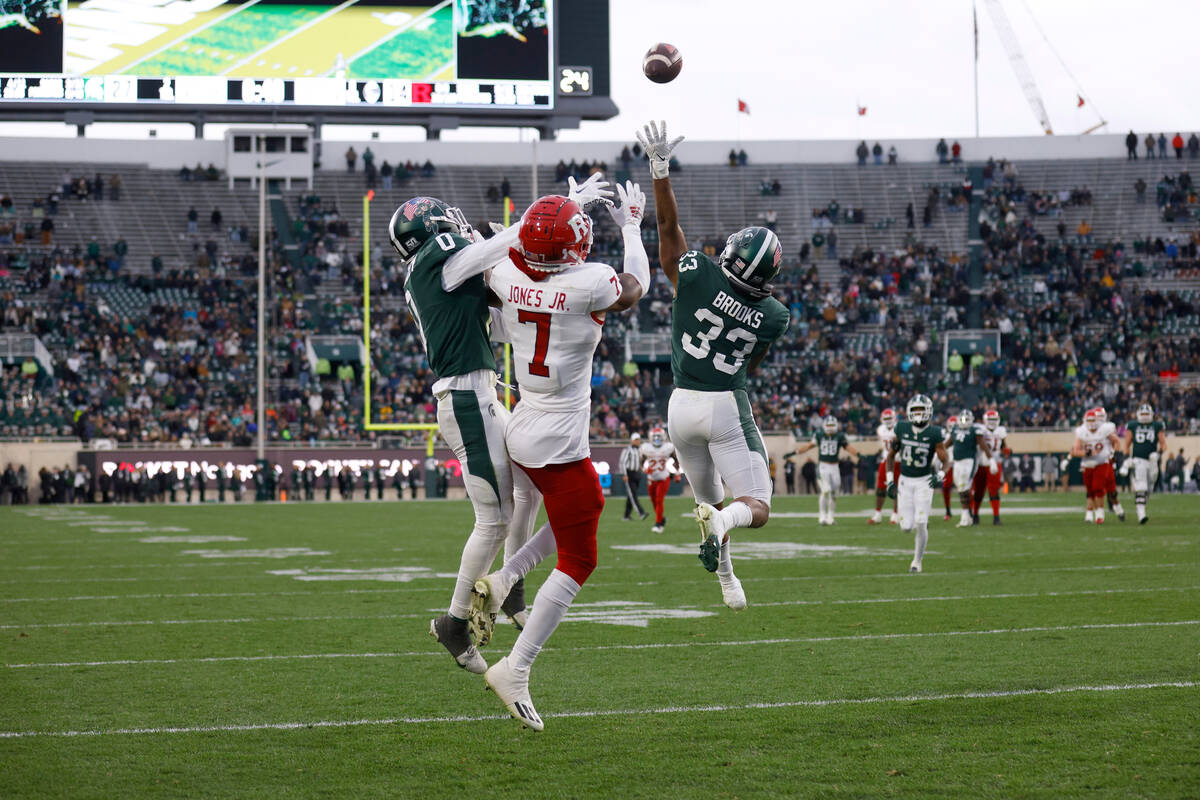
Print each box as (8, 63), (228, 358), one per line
(971, 409), (1008, 525)
(1071, 407), (1125, 523)
(885, 395), (948, 574)
(390, 196), (522, 674)
(1122, 403), (1166, 524)
(641, 426), (677, 533)
(793, 415), (859, 525)
(940, 414), (958, 520)
(477, 184), (649, 730)
(947, 410), (993, 527)
(868, 408), (900, 524)
(642, 120), (790, 611)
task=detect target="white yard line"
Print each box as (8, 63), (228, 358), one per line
(1, 680), (1195, 738)
(7, 619), (1197, 669)
(1, 583), (1193, 607)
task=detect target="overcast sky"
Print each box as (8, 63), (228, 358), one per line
(556, 0), (1200, 143)
(2, 0), (1197, 142)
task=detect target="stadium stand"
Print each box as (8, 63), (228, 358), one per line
(2, 148), (1199, 445)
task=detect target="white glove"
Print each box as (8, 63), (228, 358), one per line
(1119, 461), (1130, 477)
(635, 120), (685, 180)
(989, 462), (999, 475)
(606, 180), (645, 228)
(488, 222), (507, 236)
(1060, 458), (1070, 472)
(567, 172), (613, 208)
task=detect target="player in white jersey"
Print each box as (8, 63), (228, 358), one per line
(472, 184), (650, 731)
(641, 426), (677, 533)
(970, 409), (1008, 525)
(1071, 407), (1124, 523)
(868, 408), (900, 524)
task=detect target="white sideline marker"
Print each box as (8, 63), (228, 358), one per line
(0, 681), (1194, 738)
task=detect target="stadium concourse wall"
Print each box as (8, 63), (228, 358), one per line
(4, 433), (1200, 503)
(0, 132), (1134, 170)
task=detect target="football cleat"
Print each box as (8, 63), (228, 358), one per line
(639, 511), (649, 521)
(1140, 516), (1149, 525)
(720, 575), (748, 611)
(485, 656), (544, 732)
(471, 571), (516, 646)
(652, 524), (664, 534)
(944, 513), (952, 521)
(696, 503), (727, 572)
(501, 577), (528, 630)
(1118, 511), (1126, 522)
(993, 517), (1002, 526)
(909, 562), (923, 574)
(428, 614), (487, 674)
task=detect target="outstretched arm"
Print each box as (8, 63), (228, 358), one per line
(637, 121), (686, 290)
(441, 224), (519, 292)
(604, 180), (650, 312)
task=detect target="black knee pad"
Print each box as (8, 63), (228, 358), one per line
(988, 493), (999, 503)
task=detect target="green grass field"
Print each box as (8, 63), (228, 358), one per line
(1, 492), (1197, 798)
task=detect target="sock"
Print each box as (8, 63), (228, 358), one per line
(828, 495), (836, 518)
(449, 523), (506, 619)
(913, 522), (928, 564)
(717, 538), (735, 580)
(1096, 507), (1105, 522)
(509, 569), (580, 672)
(1085, 509), (1094, 522)
(1135, 491), (1147, 518)
(990, 498), (1000, 517)
(718, 501), (753, 531)
(818, 493), (828, 519)
(502, 522), (557, 584)
(1112, 503), (1124, 516)
(506, 476), (542, 564)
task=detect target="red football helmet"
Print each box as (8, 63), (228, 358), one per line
(880, 408), (896, 428)
(1084, 408), (1100, 431)
(516, 195), (593, 271)
(983, 409), (1000, 430)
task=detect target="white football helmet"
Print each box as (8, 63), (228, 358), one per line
(983, 409), (1000, 431)
(907, 395), (932, 429)
(822, 415), (838, 435)
(959, 409), (974, 428)
(1136, 404), (1153, 424)
(1094, 407), (1108, 426)
(650, 426), (665, 447)
(1084, 408), (1100, 432)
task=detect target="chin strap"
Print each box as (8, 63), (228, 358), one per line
(508, 248), (555, 282)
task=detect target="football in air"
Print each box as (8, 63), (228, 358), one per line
(642, 43), (682, 84)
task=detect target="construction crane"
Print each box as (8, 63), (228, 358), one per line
(980, 0), (1054, 134)
(977, 0), (1107, 136)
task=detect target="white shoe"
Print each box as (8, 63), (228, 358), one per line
(651, 524), (663, 534)
(470, 571), (514, 647)
(956, 515), (973, 528)
(889, 513), (899, 525)
(485, 656), (543, 731)
(720, 575), (747, 611)
(909, 561), (922, 574)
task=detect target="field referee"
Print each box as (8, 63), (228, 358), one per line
(620, 433), (649, 521)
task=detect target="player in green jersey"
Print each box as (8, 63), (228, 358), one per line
(641, 120), (790, 611)
(1121, 403), (1167, 523)
(885, 395), (949, 574)
(393, 195), (519, 674)
(947, 410), (993, 528)
(793, 415), (860, 525)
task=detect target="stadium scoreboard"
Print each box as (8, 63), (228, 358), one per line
(0, 0), (615, 121)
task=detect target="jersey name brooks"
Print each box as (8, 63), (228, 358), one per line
(1076, 422), (1115, 467)
(640, 442), (674, 481)
(489, 258), (619, 414)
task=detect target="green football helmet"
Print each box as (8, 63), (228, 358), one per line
(718, 226), (782, 299)
(907, 394), (933, 429)
(388, 196), (471, 260)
